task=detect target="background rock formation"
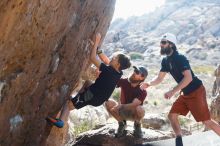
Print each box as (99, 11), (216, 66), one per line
(0, 0), (115, 146)
(103, 0), (220, 67)
(211, 65), (220, 123)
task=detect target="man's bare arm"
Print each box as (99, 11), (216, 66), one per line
(141, 71), (167, 89)
(98, 52), (110, 65)
(172, 70), (192, 93)
(164, 70), (192, 99)
(120, 98), (142, 110)
(90, 33), (101, 68)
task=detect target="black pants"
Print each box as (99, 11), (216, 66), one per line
(71, 89), (103, 109)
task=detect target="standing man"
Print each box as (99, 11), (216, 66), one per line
(105, 66), (148, 138)
(141, 33), (220, 146)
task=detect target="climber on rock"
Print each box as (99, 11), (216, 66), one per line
(46, 33), (131, 128)
(87, 37), (148, 138)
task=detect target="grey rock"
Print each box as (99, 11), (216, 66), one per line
(73, 123), (173, 146)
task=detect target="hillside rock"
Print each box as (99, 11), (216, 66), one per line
(210, 65), (220, 123)
(72, 123), (173, 146)
(69, 105), (109, 131)
(103, 0), (220, 67)
(0, 0), (115, 146)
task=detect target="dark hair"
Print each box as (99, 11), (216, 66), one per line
(168, 41), (177, 52)
(117, 54), (131, 71)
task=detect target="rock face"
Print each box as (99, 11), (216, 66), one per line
(0, 0), (115, 146)
(72, 123), (173, 146)
(212, 65), (220, 97)
(210, 65), (220, 123)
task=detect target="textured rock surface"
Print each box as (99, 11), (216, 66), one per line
(210, 65), (220, 123)
(72, 123), (173, 146)
(69, 105), (109, 129)
(0, 0), (115, 146)
(212, 65), (220, 97)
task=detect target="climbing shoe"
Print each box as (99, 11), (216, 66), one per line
(115, 120), (127, 138)
(46, 117), (64, 128)
(133, 121), (143, 138)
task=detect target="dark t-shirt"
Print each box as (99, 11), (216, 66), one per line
(90, 63), (122, 103)
(160, 51), (202, 95)
(117, 78), (147, 105)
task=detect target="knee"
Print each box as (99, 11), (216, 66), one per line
(105, 100), (117, 111)
(136, 106), (145, 119)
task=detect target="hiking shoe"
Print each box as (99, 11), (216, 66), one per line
(46, 117), (64, 128)
(115, 121), (127, 138)
(175, 136), (183, 146)
(133, 121), (143, 138)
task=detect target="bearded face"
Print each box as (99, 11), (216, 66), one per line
(160, 45), (173, 55)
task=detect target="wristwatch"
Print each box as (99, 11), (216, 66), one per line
(97, 49), (103, 54)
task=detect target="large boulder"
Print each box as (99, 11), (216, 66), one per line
(210, 65), (220, 123)
(212, 65), (220, 97)
(69, 105), (109, 132)
(72, 123), (173, 146)
(0, 0), (115, 146)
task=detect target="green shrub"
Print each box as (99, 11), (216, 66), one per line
(153, 101), (158, 106)
(178, 116), (191, 128)
(112, 89), (120, 101)
(192, 65), (215, 74)
(74, 121), (92, 135)
(129, 52), (144, 60)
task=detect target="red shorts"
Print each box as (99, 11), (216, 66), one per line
(169, 85), (211, 122)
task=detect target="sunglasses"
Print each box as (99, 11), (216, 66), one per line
(134, 69), (145, 77)
(160, 40), (168, 45)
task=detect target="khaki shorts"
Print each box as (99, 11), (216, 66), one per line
(170, 85), (211, 122)
(118, 106), (137, 120)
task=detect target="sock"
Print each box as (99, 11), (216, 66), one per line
(175, 136), (183, 146)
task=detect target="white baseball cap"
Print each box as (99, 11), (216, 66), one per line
(161, 33), (177, 45)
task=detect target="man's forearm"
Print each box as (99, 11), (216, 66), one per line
(172, 75), (192, 93)
(149, 77), (163, 86)
(149, 72), (166, 86)
(90, 33), (101, 68)
(120, 98), (141, 110)
(120, 103), (136, 110)
(98, 53), (110, 65)
(90, 43), (98, 62)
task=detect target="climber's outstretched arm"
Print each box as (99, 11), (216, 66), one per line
(97, 50), (110, 65)
(90, 33), (101, 68)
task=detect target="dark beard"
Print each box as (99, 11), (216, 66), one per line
(129, 77), (144, 84)
(160, 47), (172, 55)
